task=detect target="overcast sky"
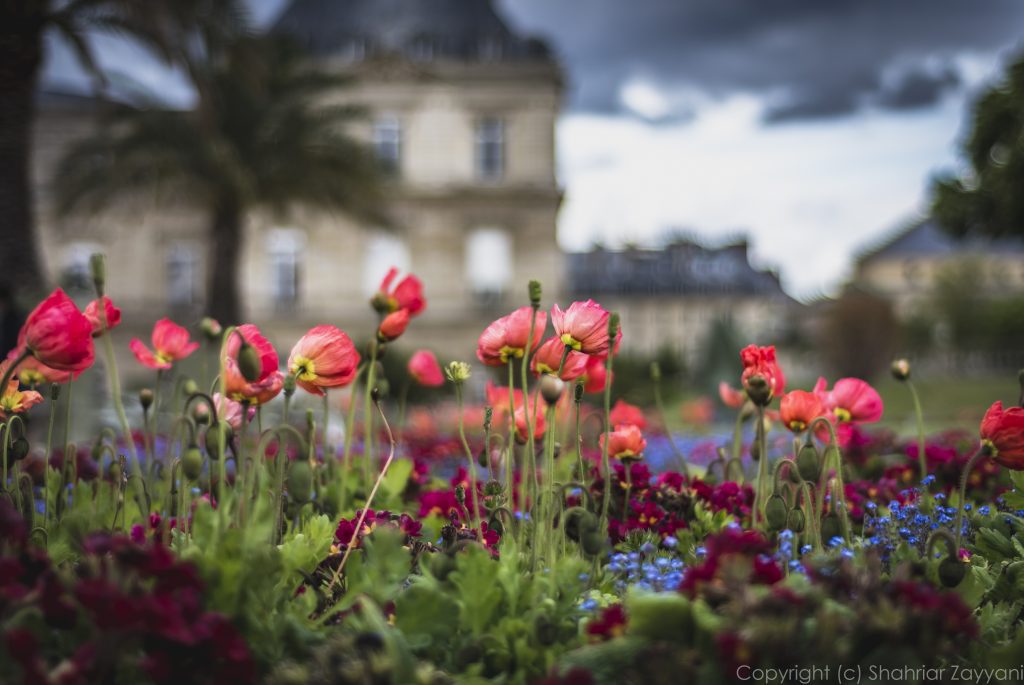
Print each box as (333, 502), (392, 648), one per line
(42, 0), (1024, 298)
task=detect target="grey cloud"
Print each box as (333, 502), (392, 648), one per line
(876, 65), (961, 110)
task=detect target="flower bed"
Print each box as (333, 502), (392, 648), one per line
(2, 257), (1024, 684)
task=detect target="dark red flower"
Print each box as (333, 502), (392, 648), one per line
(18, 288), (95, 372)
(980, 400), (1024, 470)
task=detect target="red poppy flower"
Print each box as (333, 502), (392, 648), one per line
(130, 319), (199, 370)
(83, 296), (121, 337)
(779, 390), (825, 433)
(6, 348), (75, 385)
(287, 325), (360, 396)
(609, 399), (647, 430)
(18, 288), (94, 373)
(980, 401), (1024, 470)
(600, 423), (647, 461)
(376, 267), (425, 317)
(408, 350), (444, 387)
(580, 354), (612, 394)
(740, 344), (785, 402)
(551, 300), (621, 357)
(224, 324), (284, 405)
(477, 307), (547, 366)
(531, 336), (588, 381)
(378, 309), (410, 342)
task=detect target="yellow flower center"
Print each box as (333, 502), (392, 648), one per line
(290, 355), (317, 382)
(788, 420), (807, 432)
(981, 438), (997, 457)
(0, 391), (25, 413)
(499, 345), (524, 364)
(155, 351), (173, 366)
(535, 362), (555, 375)
(560, 333), (582, 351)
(18, 370), (44, 386)
(833, 407), (852, 423)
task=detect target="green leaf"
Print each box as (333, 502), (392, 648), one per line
(394, 580), (460, 650)
(380, 457), (413, 499)
(450, 546), (504, 635)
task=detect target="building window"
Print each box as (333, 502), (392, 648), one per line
(167, 243), (199, 307)
(474, 117), (504, 180)
(363, 233), (411, 297)
(466, 228), (512, 303)
(373, 115), (401, 176)
(267, 229), (304, 308)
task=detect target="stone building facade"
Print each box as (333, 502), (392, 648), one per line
(32, 0), (563, 361)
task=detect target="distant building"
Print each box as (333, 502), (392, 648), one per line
(854, 219), (1024, 317)
(32, 0), (563, 359)
(567, 238), (794, 363)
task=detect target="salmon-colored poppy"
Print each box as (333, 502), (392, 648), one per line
(609, 399), (647, 430)
(477, 307), (547, 367)
(223, 324), (284, 405)
(600, 423), (647, 461)
(530, 336), (587, 381)
(0, 361), (44, 418)
(287, 325), (360, 396)
(130, 319), (199, 370)
(551, 300), (621, 357)
(779, 390), (825, 433)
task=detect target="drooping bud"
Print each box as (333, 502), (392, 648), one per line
(445, 361), (471, 383)
(192, 402), (210, 425)
(9, 437), (29, 463)
(786, 508), (806, 533)
(182, 445), (204, 481)
(745, 374), (772, 406)
(237, 339), (262, 382)
(750, 439), (761, 462)
(891, 358), (911, 381)
(580, 529), (605, 556)
(287, 460), (313, 503)
(540, 374), (565, 405)
(796, 443), (821, 482)
(938, 558), (967, 588)
(89, 253), (106, 296)
(204, 421), (232, 460)
(183, 378), (199, 396)
(820, 514), (842, 543)
(528, 280), (542, 308)
(765, 494), (788, 531)
(200, 317), (223, 341)
(139, 388), (154, 411)
(283, 374), (296, 397)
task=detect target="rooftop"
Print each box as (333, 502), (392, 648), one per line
(271, 0), (552, 62)
(857, 218), (1024, 265)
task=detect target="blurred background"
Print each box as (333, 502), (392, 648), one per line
(3, 0), (1024, 430)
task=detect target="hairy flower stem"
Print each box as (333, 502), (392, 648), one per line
(907, 380), (928, 484)
(362, 343), (379, 492)
(321, 392), (330, 461)
(522, 306), (539, 483)
(574, 388), (585, 483)
(809, 417), (851, 541)
(455, 383), (483, 539)
(236, 402), (251, 526)
(99, 328), (142, 498)
(42, 390), (57, 526)
(753, 404), (769, 528)
(341, 365), (367, 469)
(509, 360), (522, 519)
(730, 407), (746, 482)
(598, 351), (614, 536)
(954, 445), (988, 552)
(56, 381), (73, 522)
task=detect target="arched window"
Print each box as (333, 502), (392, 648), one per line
(363, 233), (411, 297)
(466, 228), (512, 302)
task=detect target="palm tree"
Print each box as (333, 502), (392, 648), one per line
(53, 35), (384, 324)
(0, 0), (236, 295)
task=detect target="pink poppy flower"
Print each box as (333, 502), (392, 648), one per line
(813, 377), (883, 424)
(980, 401), (1024, 470)
(376, 267), (426, 317)
(779, 390), (826, 433)
(408, 350), (444, 387)
(224, 324), (284, 405)
(213, 392), (255, 431)
(83, 296), (121, 337)
(287, 325), (360, 396)
(476, 306), (547, 367)
(551, 300), (621, 357)
(6, 348), (75, 385)
(130, 319), (199, 370)
(530, 336), (587, 381)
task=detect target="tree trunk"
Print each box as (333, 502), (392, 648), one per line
(207, 196), (244, 325)
(0, 7), (49, 297)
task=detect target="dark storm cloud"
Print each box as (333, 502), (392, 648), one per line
(494, 0), (1024, 123)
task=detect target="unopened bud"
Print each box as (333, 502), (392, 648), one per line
(796, 443), (821, 482)
(183, 379), (199, 396)
(305, 408), (316, 435)
(9, 437), (29, 463)
(237, 340), (262, 382)
(573, 381), (584, 403)
(786, 508), (806, 533)
(89, 253), (106, 295)
(820, 514), (842, 543)
(283, 374), (296, 397)
(765, 494), (788, 531)
(483, 406), (493, 432)
(182, 445), (204, 481)
(745, 375), (772, 406)
(938, 557), (967, 588)
(540, 374), (566, 404)
(204, 421), (232, 460)
(607, 312), (620, 341)
(287, 460), (313, 503)
(50, 384), (61, 401)
(528, 280), (542, 308)
(891, 359), (911, 381)
(445, 361), (471, 383)
(192, 402), (210, 425)
(139, 388), (154, 411)
(200, 317), (222, 341)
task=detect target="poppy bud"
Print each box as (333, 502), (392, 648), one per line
(786, 508), (806, 533)
(287, 460), (313, 503)
(50, 384), (61, 401)
(477, 448), (489, 468)
(650, 361), (661, 381)
(200, 317), (223, 341)
(139, 388), (154, 411)
(765, 494), (788, 531)
(823, 443), (841, 472)
(455, 484), (466, 506)
(192, 402), (210, 425)
(750, 439), (761, 462)
(581, 529), (606, 556)
(528, 280), (542, 308)
(9, 437), (29, 462)
(483, 406), (493, 431)
(89, 253), (106, 295)
(91, 439), (104, 461)
(378, 309), (410, 342)
(820, 513), (842, 543)
(540, 374), (565, 404)
(564, 506), (598, 542)
(573, 381), (584, 403)
(796, 443), (821, 482)
(182, 445), (204, 481)
(938, 558), (967, 588)
(374, 377), (390, 399)
(607, 312), (620, 341)
(283, 374), (296, 397)
(108, 460), (122, 482)
(237, 340), (262, 382)
(891, 359), (911, 381)
(488, 513), (504, 536)
(205, 421), (232, 460)
(745, 374), (772, 406)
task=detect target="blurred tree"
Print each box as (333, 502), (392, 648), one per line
(927, 260), (1024, 353)
(932, 52), (1024, 238)
(820, 287), (898, 379)
(694, 315), (743, 395)
(54, 34), (384, 324)
(0, 0), (238, 296)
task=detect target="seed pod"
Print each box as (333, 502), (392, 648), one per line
(796, 443), (821, 482)
(287, 460), (313, 504)
(540, 374), (565, 404)
(745, 375), (772, 406)
(786, 508), (806, 533)
(938, 558), (967, 588)
(204, 421), (232, 460)
(182, 446), (204, 481)
(237, 341), (262, 382)
(9, 437), (29, 463)
(139, 388), (154, 411)
(765, 494), (788, 531)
